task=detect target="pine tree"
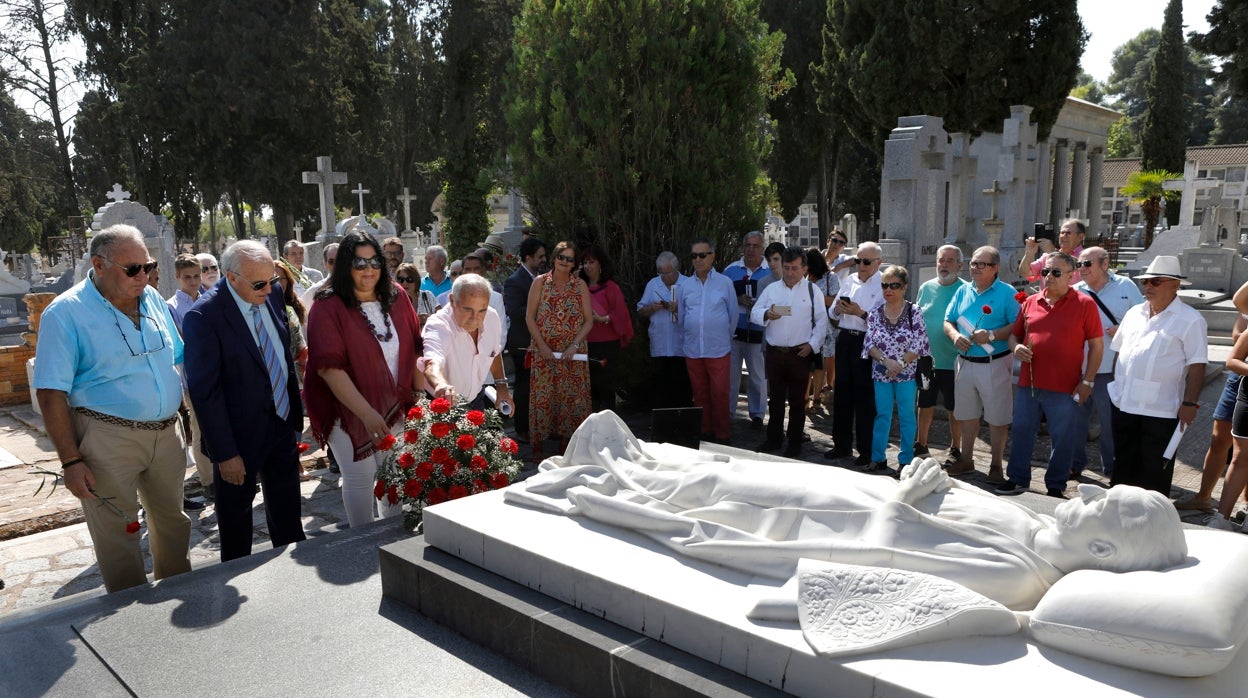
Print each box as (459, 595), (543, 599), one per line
(1140, 0), (1187, 175)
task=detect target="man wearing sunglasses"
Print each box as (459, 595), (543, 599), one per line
(999, 252), (1103, 498)
(679, 238), (739, 443)
(33, 225), (192, 592)
(183, 240), (307, 562)
(1069, 247), (1143, 480)
(196, 252), (220, 290)
(1108, 255), (1207, 496)
(824, 241), (885, 465)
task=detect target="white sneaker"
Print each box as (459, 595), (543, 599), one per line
(1208, 513), (1235, 531)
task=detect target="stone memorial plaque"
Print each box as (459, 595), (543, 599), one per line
(1184, 247), (1235, 293)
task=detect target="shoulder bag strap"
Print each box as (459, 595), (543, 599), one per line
(1082, 288), (1119, 326)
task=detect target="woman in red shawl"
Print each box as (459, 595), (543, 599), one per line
(305, 231), (424, 526)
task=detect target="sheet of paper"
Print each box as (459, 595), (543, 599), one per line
(956, 316), (995, 355)
(1162, 423), (1185, 460)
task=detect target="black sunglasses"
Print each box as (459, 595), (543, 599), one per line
(201, 264), (218, 273)
(829, 238), (847, 245)
(1075, 260), (1095, 268)
(351, 256), (384, 271)
(105, 258), (158, 278)
(555, 254), (576, 263)
(1039, 268), (1066, 278)
(246, 275), (281, 291)
(396, 275), (417, 284)
(881, 281), (905, 290)
(854, 257), (878, 265)
(690, 252), (713, 259)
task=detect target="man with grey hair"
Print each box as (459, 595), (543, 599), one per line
(196, 252), (220, 290)
(420, 273), (513, 413)
(723, 230), (770, 428)
(421, 245), (452, 299)
(282, 239), (323, 297)
(33, 224), (192, 591)
(824, 240), (884, 465)
(299, 242), (338, 311)
(184, 239), (307, 561)
(914, 244), (966, 464)
(943, 245), (1019, 482)
(638, 251), (691, 408)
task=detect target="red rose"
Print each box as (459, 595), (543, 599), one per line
(427, 487), (448, 505)
(408, 405), (424, 420)
(430, 397), (452, 414)
(297, 441), (310, 453)
(472, 479), (488, 494)
(490, 472), (509, 489)
(404, 429), (419, 444)
(431, 446), (452, 465)
(1014, 291), (1027, 303)
(457, 434), (476, 450)
(430, 422), (452, 439)
(386, 485), (399, 505)
(125, 520), (141, 534)
(403, 478), (424, 498)
(470, 455), (488, 471)
(378, 434), (397, 451)
(398, 452), (416, 468)
(981, 304), (992, 315)
(416, 462), (434, 480)
(449, 484), (469, 500)
(441, 461), (459, 478)
(465, 410), (486, 426)
(374, 480), (386, 500)
(500, 437), (518, 455)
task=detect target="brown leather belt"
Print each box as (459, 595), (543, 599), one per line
(74, 407), (178, 431)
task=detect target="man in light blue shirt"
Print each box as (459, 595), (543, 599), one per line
(637, 251), (691, 409)
(33, 224), (192, 593)
(679, 238), (739, 443)
(1071, 246), (1144, 478)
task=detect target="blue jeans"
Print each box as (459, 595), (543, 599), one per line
(873, 379), (917, 464)
(1072, 373), (1114, 477)
(1006, 387), (1081, 492)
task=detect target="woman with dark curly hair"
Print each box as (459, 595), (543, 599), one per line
(579, 244), (634, 412)
(304, 231), (425, 526)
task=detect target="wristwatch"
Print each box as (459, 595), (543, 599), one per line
(1080, 380), (1094, 389)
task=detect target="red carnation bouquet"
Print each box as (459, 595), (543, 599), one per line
(374, 396), (522, 530)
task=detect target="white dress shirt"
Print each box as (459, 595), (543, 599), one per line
(831, 271), (884, 333)
(750, 277), (828, 349)
(420, 303), (504, 401)
(1109, 299), (1208, 418)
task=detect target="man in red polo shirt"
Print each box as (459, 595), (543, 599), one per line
(997, 251), (1103, 498)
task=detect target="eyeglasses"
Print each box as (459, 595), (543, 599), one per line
(104, 258), (158, 278)
(1076, 260), (1095, 268)
(1039, 268), (1066, 278)
(351, 256), (384, 271)
(829, 239), (847, 246)
(969, 261), (997, 269)
(396, 275), (417, 284)
(555, 254), (577, 263)
(1140, 277), (1174, 287)
(201, 265), (218, 273)
(854, 258), (878, 265)
(881, 281), (905, 290)
(690, 252), (712, 260)
(243, 275), (281, 291)
(111, 312), (168, 357)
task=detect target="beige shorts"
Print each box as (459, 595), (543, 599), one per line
(953, 356), (1014, 425)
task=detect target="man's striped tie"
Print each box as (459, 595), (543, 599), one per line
(252, 304), (290, 420)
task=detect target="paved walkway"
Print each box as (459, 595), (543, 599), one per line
(0, 355), (1240, 618)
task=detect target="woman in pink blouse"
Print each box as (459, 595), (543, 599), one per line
(861, 265), (930, 474)
(580, 245), (634, 412)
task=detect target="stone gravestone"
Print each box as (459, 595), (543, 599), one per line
(880, 115), (951, 283)
(87, 184), (177, 298)
(301, 155), (348, 243)
(1182, 247), (1236, 295)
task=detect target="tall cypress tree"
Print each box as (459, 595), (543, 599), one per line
(1140, 0), (1187, 174)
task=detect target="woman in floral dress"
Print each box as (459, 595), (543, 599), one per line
(861, 264), (930, 473)
(525, 240), (594, 460)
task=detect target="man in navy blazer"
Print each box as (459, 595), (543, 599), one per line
(502, 235), (547, 443)
(184, 240), (306, 562)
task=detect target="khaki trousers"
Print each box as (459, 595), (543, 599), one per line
(73, 411), (192, 592)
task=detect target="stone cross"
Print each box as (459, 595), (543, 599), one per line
(106, 183), (131, 202)
(301, 156), (348, 239)
(982, 179), (1005, 221)
(1199, 186), (1230, 246)
(293, 223), (303, 241)
(352, 183), (370, 220)
(1164, 160), (1218, 229)
(397, 187), (418, 234)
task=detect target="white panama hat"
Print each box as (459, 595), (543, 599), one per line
(1134, 255), (1190, 286)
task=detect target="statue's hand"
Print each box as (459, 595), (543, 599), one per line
(895, 458), (951, 504)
